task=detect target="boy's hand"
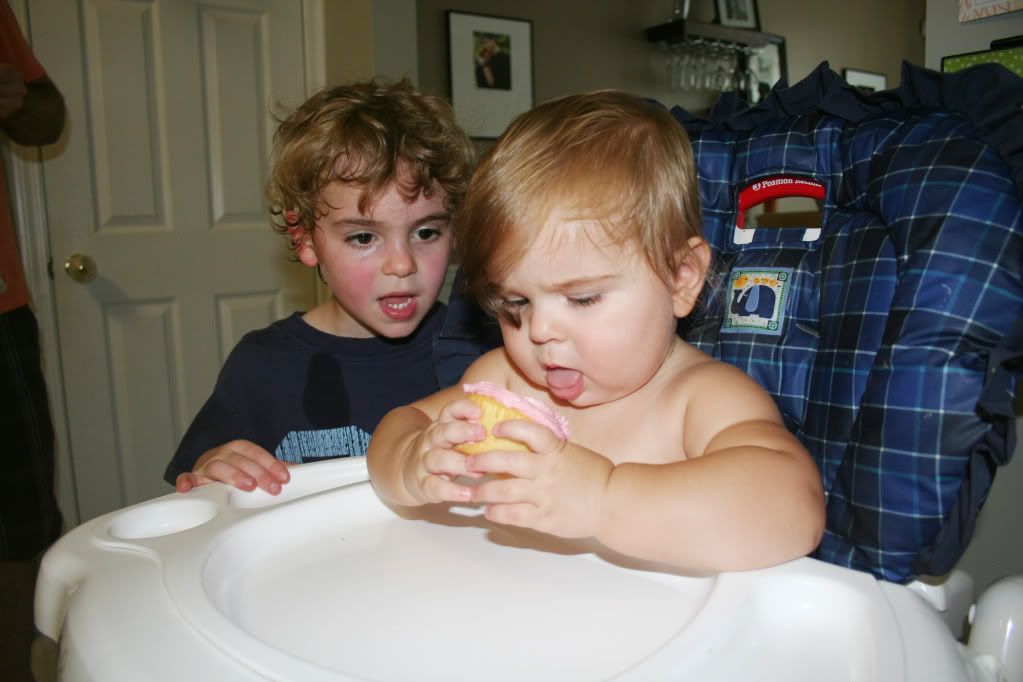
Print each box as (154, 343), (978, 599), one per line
(466, 420), (613, 539)
(399, 398), (485, 505)
(175, 439), (291, 494)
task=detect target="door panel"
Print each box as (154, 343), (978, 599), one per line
(31, 0), (315, 521)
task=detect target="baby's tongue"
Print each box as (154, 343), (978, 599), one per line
(546, 368), (582, 389)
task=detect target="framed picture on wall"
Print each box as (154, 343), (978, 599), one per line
(715, 0), (760, 30)
(843, 68), (888, 93)
(942, 43), (1023, 78)
(958, 0), (1023, 23)
(447, 11), (534, 139)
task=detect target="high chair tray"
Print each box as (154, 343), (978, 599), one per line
(36, 458), (979, 681)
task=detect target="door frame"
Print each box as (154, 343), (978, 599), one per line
(13, 0), (326, 528)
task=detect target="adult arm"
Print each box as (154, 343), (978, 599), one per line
(0, 70), (64, 145)
(0, 0), (67, 146)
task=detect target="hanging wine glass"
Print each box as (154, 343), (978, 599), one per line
(743, 46), (760, 102)
(702, 42), (719, 91)
(732, 47), (748, 96)
(688, 39), (706, 91)
(717, 45), (737, 92)
(676, 45), (693, 90)
(664, 47), (677, 90)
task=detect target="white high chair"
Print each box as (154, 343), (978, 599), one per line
(34, 457), (1023, 681)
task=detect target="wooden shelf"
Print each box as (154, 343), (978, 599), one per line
(645, 19), (783, 49)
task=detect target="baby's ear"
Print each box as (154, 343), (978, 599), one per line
(671, 236), (710, 318)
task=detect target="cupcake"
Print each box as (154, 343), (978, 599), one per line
(456, 381), (570, 455)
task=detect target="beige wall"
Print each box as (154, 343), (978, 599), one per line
(325, 0), (375, 83)
(415, 0), (924, 115)
(321, 0), (419, 85)
(760, 0), (924, 91)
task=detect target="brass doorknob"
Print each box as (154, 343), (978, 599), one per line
(64, 253), (97, 284)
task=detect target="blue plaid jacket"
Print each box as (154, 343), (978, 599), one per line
(673, 62), (1023, 583)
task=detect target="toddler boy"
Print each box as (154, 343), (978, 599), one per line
(165, 79), (496, 494)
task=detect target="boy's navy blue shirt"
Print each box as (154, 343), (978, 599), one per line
(163, 298), (500, 484)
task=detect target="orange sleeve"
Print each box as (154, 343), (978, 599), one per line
(0, 1), (44, 311)
(0, 0), (46, 83)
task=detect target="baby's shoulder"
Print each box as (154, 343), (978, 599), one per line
(670, 348), (782, 433)
(462, 347), (515, 383)
(670, 345), (763, 396)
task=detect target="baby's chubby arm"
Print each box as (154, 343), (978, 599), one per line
(175, 439), (291, 494)
(369, 349), (522, 505)
(598, 363), (824, 572)
(367, 383), (486, 506)
(471, 361), (825, 574)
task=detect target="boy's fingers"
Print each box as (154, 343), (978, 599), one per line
(187, 441), (287, 494)
(175, 473), (193, 493)
(205, 441), (285, 493)
(229, 440), (290, 483)
(201, 458), (271, 493)
(266, 459), (290, 483)
(175, 472), (205, 493)
(212, 464), (256, 491)
(227, 456), (283, 494)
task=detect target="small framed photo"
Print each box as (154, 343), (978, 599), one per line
(715, 0), (761, 30)
(843, 68), (888, 93)
(942, 43), (1023, 78)
(958, 0), (1023, 23)
(447, 11), (534, 139)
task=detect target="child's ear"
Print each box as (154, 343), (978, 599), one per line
(293, 230), (319, 268)
(671, 236), (710, 318)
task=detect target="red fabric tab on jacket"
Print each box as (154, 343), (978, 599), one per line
(737, 176), (826, 228)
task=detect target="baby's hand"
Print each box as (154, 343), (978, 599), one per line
(466, 420), (613, 539)
(175, 439), (290, 494)
(400, 398), (486, 504)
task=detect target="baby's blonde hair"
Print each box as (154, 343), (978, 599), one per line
(455, 89), (702, 318)
(266, 78), (474, 240)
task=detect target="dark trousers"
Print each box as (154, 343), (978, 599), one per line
(0, 557), (42, 681)
(1, 306), (63, 680)
(0, 305), (62, 560)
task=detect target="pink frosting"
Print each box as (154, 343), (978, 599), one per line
(463, 381), (570, 441)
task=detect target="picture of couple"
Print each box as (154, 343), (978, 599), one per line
(473, 31), (511, 90)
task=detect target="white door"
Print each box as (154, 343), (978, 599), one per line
(29, 0), (318, 522)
